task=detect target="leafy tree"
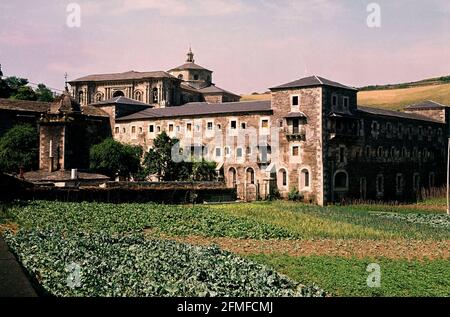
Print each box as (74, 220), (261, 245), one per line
(143, 131), (217, 181)
(4, 76), (28, 93)
(35, 83), (54, 102)
(0, 79), (12, 98)
(11, 85), (37, 101)
(0, 124), (38, 173)
(143, 131), (181, 181)
(89, 138), (143, 178)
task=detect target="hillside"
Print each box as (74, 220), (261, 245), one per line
(241, 78), (450, 111)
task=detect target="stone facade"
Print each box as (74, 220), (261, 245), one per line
(112, 76), (450, 205)
(69, 48), (240, 107)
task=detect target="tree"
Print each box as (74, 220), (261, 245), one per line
(142, 131), (217, 181)
(11, 86), (37, 101)
(36, 84), (54, 102)
(89, 138), (143, 178)
(143, 131), (181, 181)
(0, 124), (38, 173)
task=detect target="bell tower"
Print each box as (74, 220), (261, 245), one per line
(186, 46), (194, 63)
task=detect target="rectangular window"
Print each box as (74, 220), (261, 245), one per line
(169, 124), (174, 132)
(176, 126), (180, 132)
(292, 146), (299, 156)
(332, 95), (338, 107)
(236, 148), (243, 157)
(115, 127), (119, 134)
(261, 119), (269, 128)
(241, 122), (246, 129)
(339, 146), (345, 163)
(131, 126), (136, 134)
(187, 123), (192, 131)
(231, 120), (237, 129)
(157, 126), (161, 132)
(225, 147), (230, 156)
(215, 147), (221, 157)
(122, 127), (126, 133)
(139, 127), (143, 134)
(343, 96), (349, 109)
(149, 125), (154, 133)
(292, 95), (299, 106)
(207, 122), (213, 130)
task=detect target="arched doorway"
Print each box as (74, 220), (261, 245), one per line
(113, 90), (125, 98)
(246, 167), (255, 184)
(227, 167), (237, 187)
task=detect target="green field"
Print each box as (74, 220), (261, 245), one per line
(1, 200), (449, 297)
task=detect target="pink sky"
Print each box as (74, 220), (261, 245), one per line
(0, 0), (449, 94)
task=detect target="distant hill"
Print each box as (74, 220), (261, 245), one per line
(240, 75), (450, 111)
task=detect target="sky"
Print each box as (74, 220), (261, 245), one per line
(0, 0), (449, 94)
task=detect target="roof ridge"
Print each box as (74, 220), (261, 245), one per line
(314, 75), (324, 85)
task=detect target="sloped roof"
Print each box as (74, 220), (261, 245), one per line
(198, 84), (239, 97)
(404, 100), (448, 110)
(116, 100), (272, 121)
(169, 62), (212, 72)
(357, 106), (442, 123)
(69, 70), (176, 83)
(0, 98), (50, 113)
(270, 75), (357, 91)
(89, 96), (152, 107)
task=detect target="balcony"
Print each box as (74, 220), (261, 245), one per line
(285, 127), (306, 141)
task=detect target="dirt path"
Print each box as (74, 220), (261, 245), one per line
(154, 235), (450, 260)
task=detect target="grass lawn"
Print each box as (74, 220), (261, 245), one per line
(248, 254), (450, 297)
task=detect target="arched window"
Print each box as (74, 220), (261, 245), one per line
(333, 170), (348, 191)
(277, 168), (287, 189)
(94, 92), (103, 102)
(113, 90), (124, 98)
(246, 167), (255, 184)
(227, 167), (237, 187)
(300, 168), (310, 190)
(134, 90), (143, 101)
(178, 74), (183, 80)
(152, 88), (158, 103)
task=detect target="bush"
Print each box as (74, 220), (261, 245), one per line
(288, 187), (303, 201)
(0, 124), (38, 173)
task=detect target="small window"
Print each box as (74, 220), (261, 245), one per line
(332, 94), (338, 107)
(215, 147), (222, 157)
(343, 96), (349, 109)
(217, 124), (222, 130)
(207, 122), (213, 130)
(157, 126), (161, 132)
(261, 119), (269, 128)
(292, 95), (299, 107)
(230, 120), (237, 129)
(176, 126), (180, 132)
(122, 127), (126, 133)
(139, 127), (143, 134)
(292, 146), (299, 156)
(339, 146), (345, 163)
(115, 127), (119, 134)
(396, 174), (404, 194)
(169, 124), (174, 132)
(236, 148), (243, 158)
(131, 126), (136, 134)
(187, 123), (192, 131)
(149, 125), (154, 133)
(224, 147), (231, 157)
(194, 74), (199, 80)
(413, 173), (420, 191)
(377, 146), (383, 158)
(376, 174), (384, 195)
(241, 122), (247, 129)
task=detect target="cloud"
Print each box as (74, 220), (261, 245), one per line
(81, 0), (249, 17)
